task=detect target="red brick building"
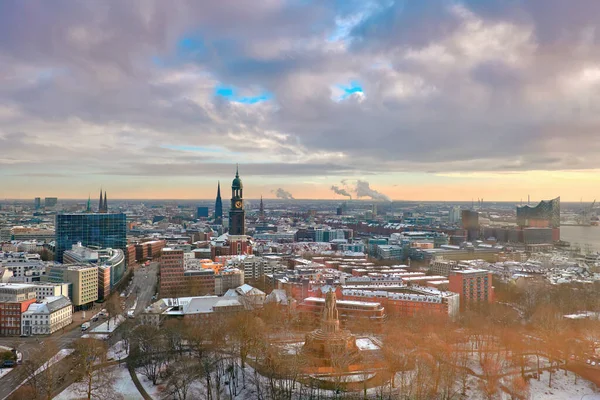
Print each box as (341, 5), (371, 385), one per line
(159, 248), (215, 298)
(136, 240), (167, 262)
(0, 298), (36, 336)
(341, 288), (459, 318)
(159, 248), (185, 298)
(126, 244), (137, 266)
(210, 235), (253, 259)
(448, 269), (494, 309)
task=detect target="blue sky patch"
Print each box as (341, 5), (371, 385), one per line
(335, 80), (364, 100)
(214, 84), (273, 104)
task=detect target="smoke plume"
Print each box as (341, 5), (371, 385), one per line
(330, 185), (352, 199)
(354, 180), (391, 202)
(273, 188), (295, 200)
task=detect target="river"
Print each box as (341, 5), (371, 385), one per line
(560, 225), (600, 252)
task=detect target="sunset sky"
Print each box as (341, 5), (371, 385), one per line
(1, 1), (600, 201)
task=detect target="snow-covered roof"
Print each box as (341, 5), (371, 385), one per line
(265, 289), (288, 304)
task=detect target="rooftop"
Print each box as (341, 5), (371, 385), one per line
(453, 269), (490, 274)
(303, 296), (382, 308)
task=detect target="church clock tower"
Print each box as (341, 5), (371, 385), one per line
(228, 165), (246, 235)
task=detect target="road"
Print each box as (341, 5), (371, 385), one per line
(124, 262), (158, 315)
(0, 262), (159, 400)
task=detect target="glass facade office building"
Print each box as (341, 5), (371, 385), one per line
(55, 213), (127, 263)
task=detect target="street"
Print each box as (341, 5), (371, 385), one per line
(124, 262), (158, 315)
(0, 262), (159, 400)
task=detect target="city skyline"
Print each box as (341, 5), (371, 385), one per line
(2, 1), (600, 200)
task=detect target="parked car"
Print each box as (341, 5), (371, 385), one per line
(2, 360), (15, 368)
(81, 322), (90, 331)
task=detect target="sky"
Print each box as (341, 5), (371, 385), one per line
(1, 0), (600, 201)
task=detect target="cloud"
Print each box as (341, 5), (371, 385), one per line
(272, 188), (295, 200)
(353, 180), (391, 202)
(330, 185), (352, 199)
(1, 0), (600, 197)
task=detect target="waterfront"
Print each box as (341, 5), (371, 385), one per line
(560, 225), (600, 252)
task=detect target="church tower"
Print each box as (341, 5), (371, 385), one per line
(228, 165), (245, 235)
(214, 181), (223, 224)
(259, 195), (265, 221)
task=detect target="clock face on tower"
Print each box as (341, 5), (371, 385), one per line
(235, 201), (242, 209)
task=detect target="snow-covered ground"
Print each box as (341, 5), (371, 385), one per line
(312, 372), (376, 382)
(356, 337), (379, 351)
(34, 349), (74, 375)
(526, 370), (600, 400)
(91, 315), (125, 333)
(107, 340), (129, 361)
(54, 364), (143, 400)
(81, 333), (109, 340)
(0, 367), (13, 379)
(136, 368), (165, 399)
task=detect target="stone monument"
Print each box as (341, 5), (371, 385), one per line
(303, 289), (358, 363)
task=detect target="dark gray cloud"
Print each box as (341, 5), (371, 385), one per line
(0, 0), (599, 191)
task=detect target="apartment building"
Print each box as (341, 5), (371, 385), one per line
(448, 269), (494, 308)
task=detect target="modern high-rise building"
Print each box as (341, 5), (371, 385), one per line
(449, 207), (462, 224)
(54, 213), (127, 263)
(34, 197), (41, 210)
(214, 181), (223, 224)
(44, 197), (58, 208)
(197, 206), (209, 219)
(229, 166), (245, 235)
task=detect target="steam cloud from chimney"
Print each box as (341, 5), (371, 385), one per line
(330, 185), (352, 199)
(273, 188), (295, 200)
(354, 180), (391, 201)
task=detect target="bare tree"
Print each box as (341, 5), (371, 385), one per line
(105, 295), (122, 332)
(19, 341), (61, 400)
(129, 325), (168, 385)
(72, 338), (116, 400)
(164, 359), (199, 400)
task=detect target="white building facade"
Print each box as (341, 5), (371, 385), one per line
(21, 296), (73, 336)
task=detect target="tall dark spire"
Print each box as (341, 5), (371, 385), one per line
(259, 195), (265, 221)
(214, 181), (223, 224)
(99, 189), (103, 212)
(103, 191), (108, 212)
(86, 195), (91, 212)
(236, 164), (239, 178)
